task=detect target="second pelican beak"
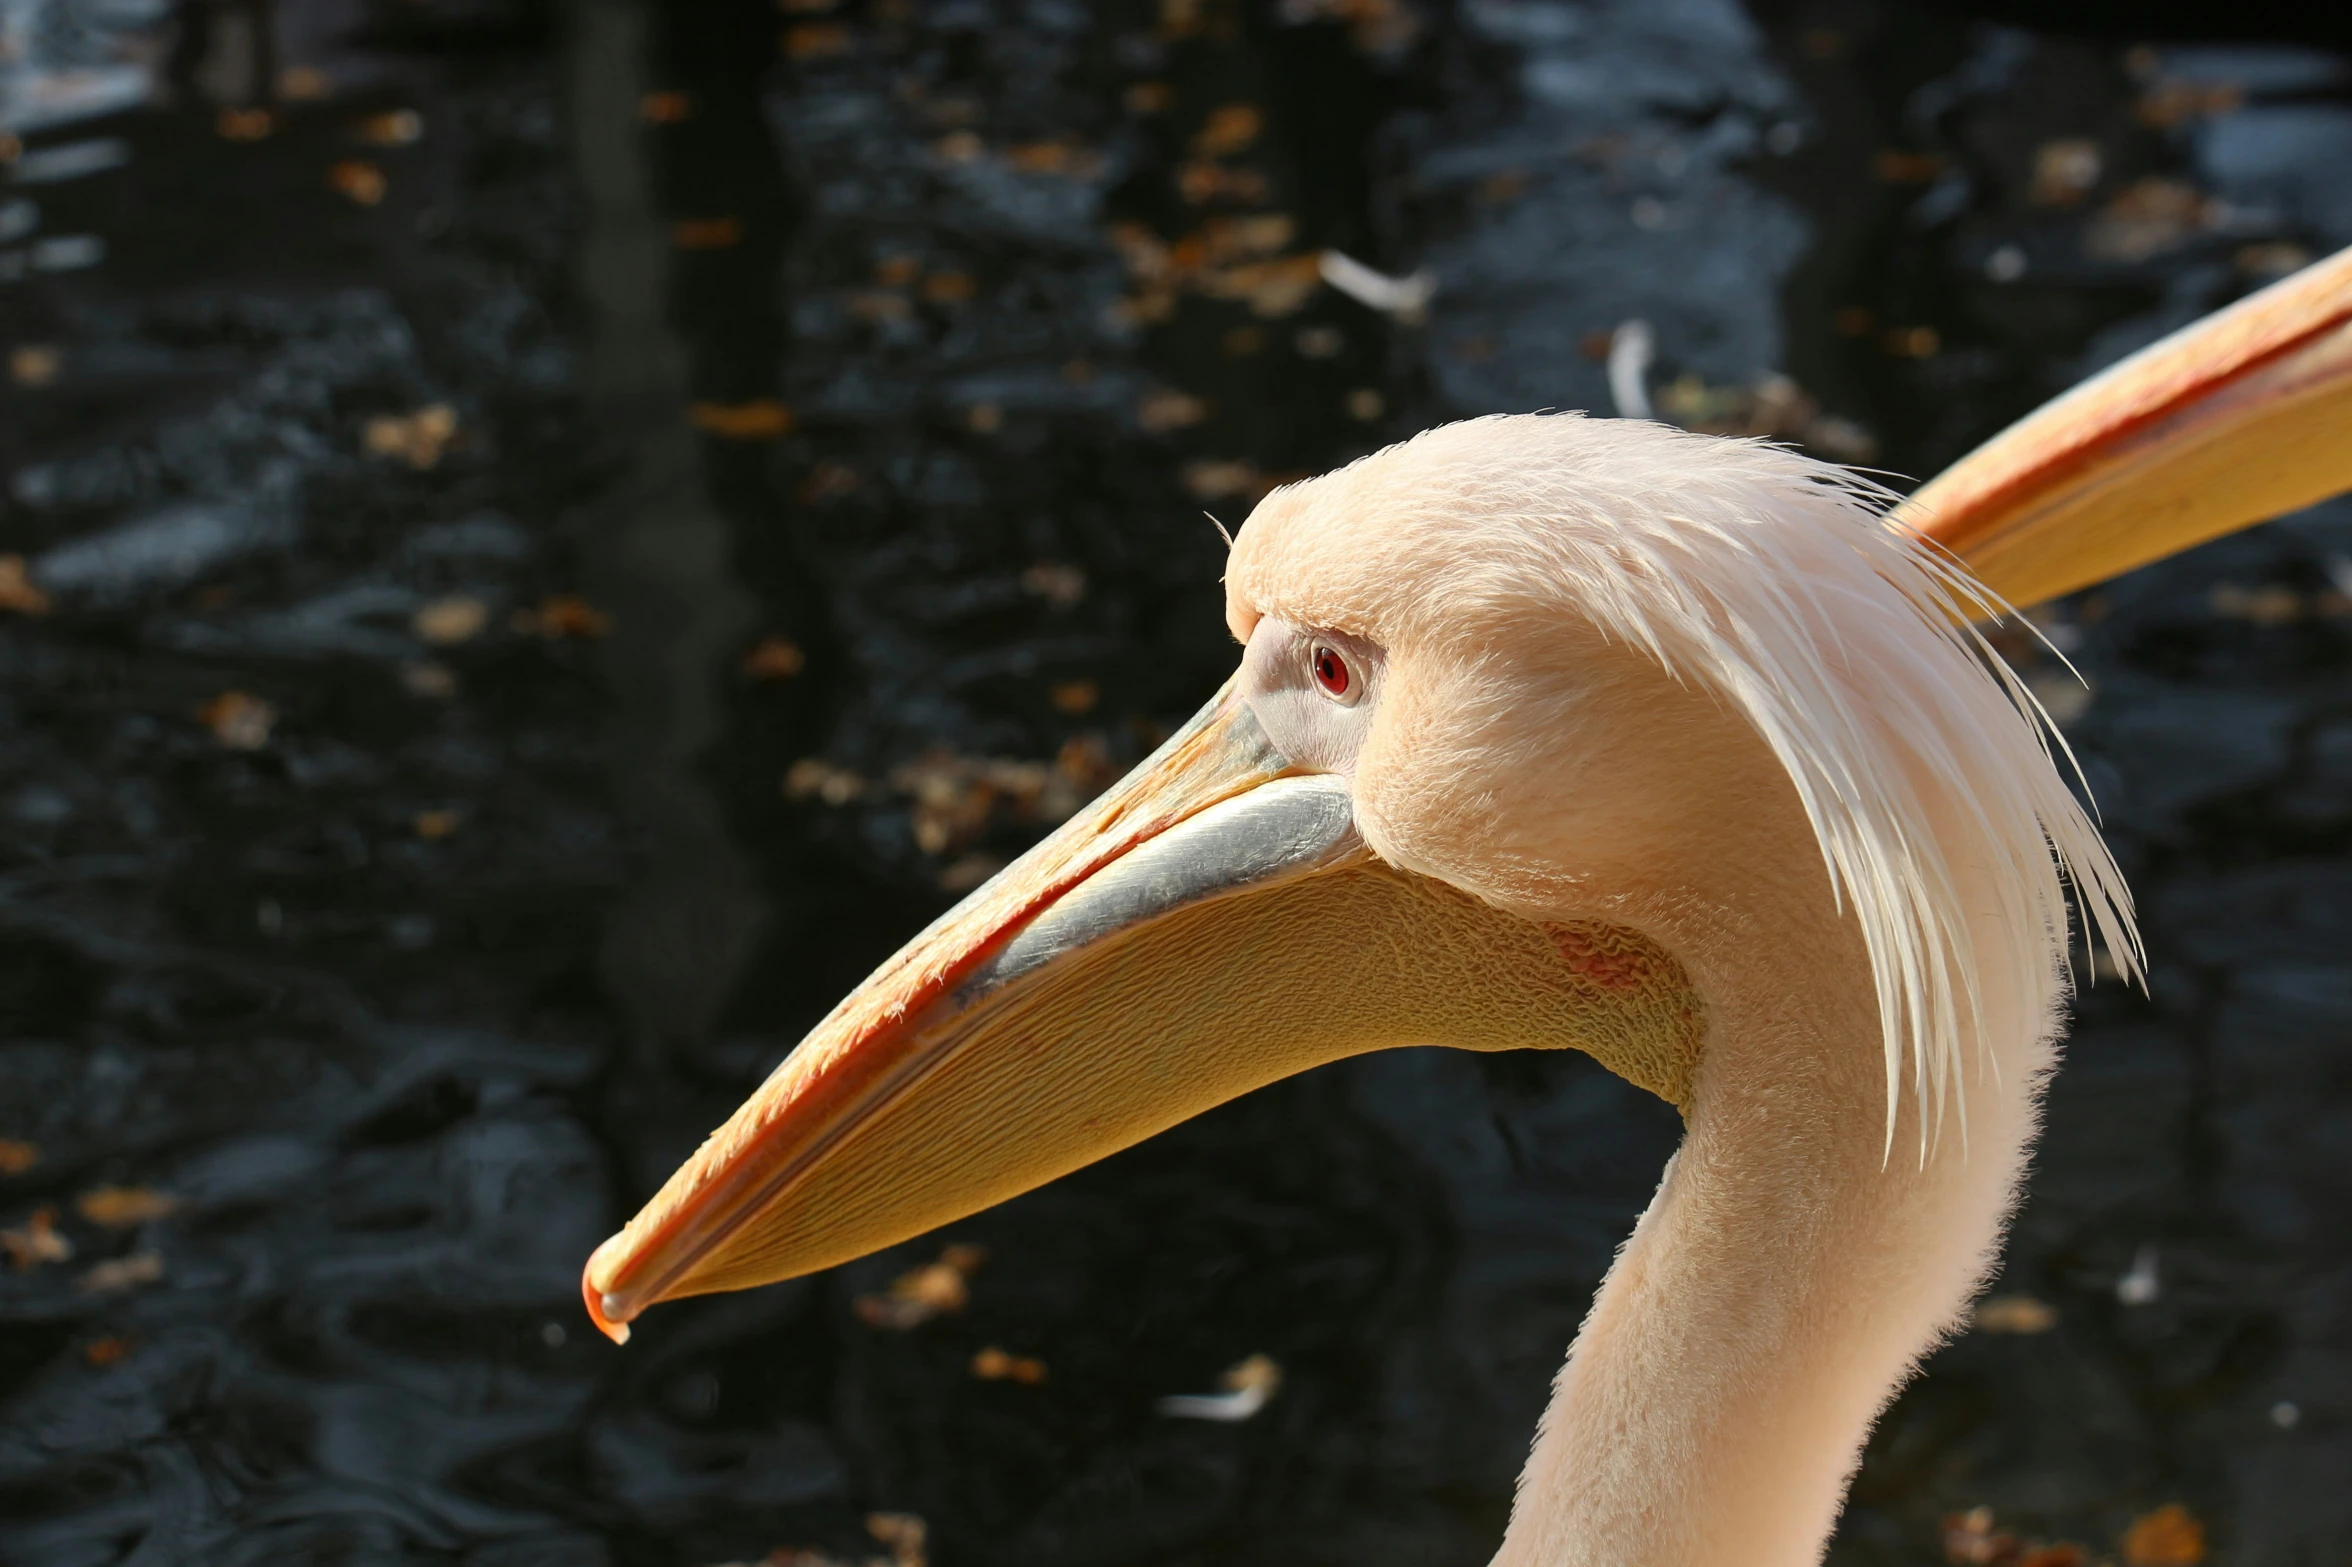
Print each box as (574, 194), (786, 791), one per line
(584, 681), (1701, 1342)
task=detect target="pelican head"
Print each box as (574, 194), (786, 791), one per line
(586, 249), (2351, 1566)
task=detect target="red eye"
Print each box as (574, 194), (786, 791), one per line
(1311, 644), (1351, 698)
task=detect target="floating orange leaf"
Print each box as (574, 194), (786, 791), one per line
(279, 66), (334, 100)
(784, 758), (866, 805)
(1020, 562), (1086, 608)
(2029, 139), (2102, 207)
(2085, 179), (2218, 265)
(1942, 1507), (2088, 1567)
(1181, 459), (1260, 501)
(971, 1346), (1048, 1384)
(10, 344), (62, 386)
(865, 1513), (926, 1567)
(798, 462), (861, 504)
(2, 1207), (71, 1270)
(413, 809), (463, 839)
(1191, 103), (1262, 158)
(0, 555), (51, 615)
(1050, 679), (1099, 714)
(1200, 253), (1323, 317)
(1873, 149), (1944, 183)
(79, 1252), (164, 1294)
(854, 1243), (986, 1330)
(1138, 388), (1208, 432)
(783, 23), (850, 58)
(2209, 583), (2303, 626)
(412, 595), (489, 645)
(216, 106), (274, 141)
(1176, 161), (1270, 206)
(742, 636), (807, 680)
(401, 661), (458, 699)
(364, 404), (458, 468)
(84, 1336), (132, 1366)
(199, 691), (277, 751)
(1006, 141), (1078, 175)
(328, 159), (387, 205)
(638, 90), (694, 122)
(689, 399), (793, 440)
(673, 216), (743, 249)
(1972, 1294), (2058, 1334)
(356, 109), (423, 146)
(1883, 325), (1942, 359)
(514, 595), (611, 639)
(2136, 78), (2242, 128)
(2122, 1505), (2205, 1567)
(76, 1186), (179, 1228)
(920, 271), (975, 305)
(0, 1140), (37, 1174)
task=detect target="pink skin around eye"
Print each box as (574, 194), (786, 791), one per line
(1312, 645), (1350, 697)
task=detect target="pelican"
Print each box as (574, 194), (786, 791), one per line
(586, 246), (2352, 1564)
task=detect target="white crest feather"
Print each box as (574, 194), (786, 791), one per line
(1326, 414), (2145, 1156)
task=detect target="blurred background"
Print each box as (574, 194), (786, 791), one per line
(0, 0), (2348, 1563)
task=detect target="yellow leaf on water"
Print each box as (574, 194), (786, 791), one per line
(217, 106), (274, 141)
(79, 1252), (164, 1294)
(1191, 103), (1262, 158)
(0, 556), (52, 615)
(513, 595), (611, 639)
(328, 159), (386, 205)
(198, 690), (277, 751)
(364, 404), (458, 468)
(356, 109), (423, 147)
(741, 636), (807, 680)
(412, 595), (489, 645)
(672, 217), (743, 250)
(279, 66), (334, 100)
(688, 400), (793, 440)
(75, 1186), (179, 1228)
(9, 344), (61, 386)
(2122, 1504), (2206, 1567)
(1973, 1294), (2059, 1334)
(970, 1346), (1048, 1383)
(853, 1244), (986, 1330)
(866, 1512), (925, 1567)
(2, 1207), (71, 1270)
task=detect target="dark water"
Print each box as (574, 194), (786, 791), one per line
(1, 1), (2348, 1563)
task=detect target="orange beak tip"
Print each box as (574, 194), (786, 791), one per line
(582, 1247), (634, 1344)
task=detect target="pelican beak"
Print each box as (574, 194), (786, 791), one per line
(585, 678), (1700, 1342)
(1900, 242), (2352, 608)
(583, 680), (1348, 1340)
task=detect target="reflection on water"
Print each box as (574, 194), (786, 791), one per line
(0, 0), (2347, 1563)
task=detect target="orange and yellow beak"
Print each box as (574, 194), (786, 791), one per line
(1898, 241), (2352, 609)
(583, 682), (1325, 1338)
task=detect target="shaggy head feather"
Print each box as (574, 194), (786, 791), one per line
(1226, 412), (2142, 1153)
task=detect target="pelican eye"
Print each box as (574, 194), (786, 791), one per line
(1309, 642), (1357, 703)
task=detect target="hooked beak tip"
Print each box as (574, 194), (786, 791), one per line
(582, 1244), (633, 1344)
